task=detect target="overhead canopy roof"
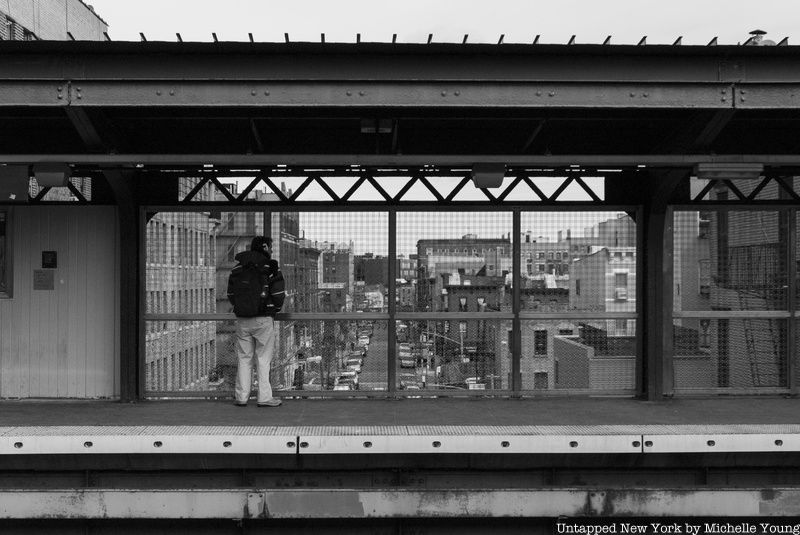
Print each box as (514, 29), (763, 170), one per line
(1, 41), (799, 164)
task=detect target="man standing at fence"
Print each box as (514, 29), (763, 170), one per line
(227, 236), (285, 407)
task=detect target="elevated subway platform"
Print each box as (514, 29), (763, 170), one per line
(2, 397), (800, 455)
(4, 397), (800, 521)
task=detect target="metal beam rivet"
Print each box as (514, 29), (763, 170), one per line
(57, 95), (63, 100)
(569, 441), (578, 448)
(642, 93), (648, 98)
(501, 441), (510, 448)
(441, 91), (447, 96)
(536, 91), (542, 96)
(169, 90), (175, 96)
(632, 441), (641, 447)
(359, 91), (365, 96)
(264, 91), (270, 96)
(251, 91), (256, 96)
(300, 442), (309, 448)
(707, 440), (715, 447)
(432, 441), (441, 448)
(223, 441), (232, 448)
(740, 90), (746, 94)
(630, 93), (635, 97)
(644, 441), (653, 447)
(156, 90), (161, 96)
(775, 440), (783, 446)
(454, 91), (460, 96)
(153, 441), (162, 448)
(83, 441), (93, 448)
(548, 92), (555, 97)
(286, 441), (295, 448)
(13, 442), (22, 449)
(363, 441), (372, 448)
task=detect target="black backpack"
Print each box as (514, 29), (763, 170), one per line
(228, 262), (266, 318)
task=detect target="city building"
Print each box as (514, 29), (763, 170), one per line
(145, 179), (217, 392)
(0, 0), (106, 41)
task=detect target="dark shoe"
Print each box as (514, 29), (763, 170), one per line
(257, 399), (282, 407)
(234, 402), (248, 407)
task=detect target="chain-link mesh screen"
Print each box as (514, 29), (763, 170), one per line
(673, 318), (788, 389)
(289, 320), (388, 392)
(145, 211), (249, 316)
(520, 211), (635, 312)
(287, 212), (388, 313)
(145, 320), (223, 393)
(521, 320), (636, 391)
(398, 212), (512, 313)
(397, 320), (510, 392)
(674, 210), (788, 312)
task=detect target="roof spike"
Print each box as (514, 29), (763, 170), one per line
(103, 31), (111, 42)
(427, 33), (433, 44)
(176, 33), (182, 42)
(392, 33), (397, 44)
(67, 32), (75, 41)
(498, 34), (504, 45)
(462, 34), (469, 44)
(320, 33), (325, 43)
(356, 33), (361, 43)
(567, 35), (576, 45)
(284, 33), (290, 43)
(248, 33), (253, 43)
(139, 32), (147, 42)
(212, 32), (218, 42)
(707, 36), (718, 46)
(778, 37), (789, 46)
(637, 36), (646, 46)
(673, 36), (682, 45)
(602, 35), (611, 45)
(533, 35), (540, 44)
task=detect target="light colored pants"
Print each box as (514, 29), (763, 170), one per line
(234, 316), (276, 404)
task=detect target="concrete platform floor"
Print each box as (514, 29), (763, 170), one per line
(0, 396), (798, 427)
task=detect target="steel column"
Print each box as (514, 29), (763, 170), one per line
(104, 170), (141, 402)
(512, 210), (521, 395)
(387, 210), (397, 395)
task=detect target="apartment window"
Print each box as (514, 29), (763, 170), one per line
(527, 264), (533, 275)
(477, 297), (486, 311)
(538, 264), (545, 272)
(616, 319), (628, 332)
(533, 372), (548, 389)
(0, 210), (9, 297)
(563, 253), (569, 260)
(555, 252), (562, 260)
(459, 297), (468, 312)
(615, 273), (628, 288)
(537, 252), (545, 259)
(534, 330), (548, 355)
(575, 279), (581, 296)
(547, 252), (554, 260)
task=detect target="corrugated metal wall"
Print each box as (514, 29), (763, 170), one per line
(0, 206), (119, 398)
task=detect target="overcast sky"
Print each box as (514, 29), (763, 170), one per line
(89, 0), (796, 45)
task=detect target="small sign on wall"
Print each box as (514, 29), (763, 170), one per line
(42, 251), (57, 269)
(33, 270), (54, 291)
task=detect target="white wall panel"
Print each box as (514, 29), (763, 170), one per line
(0, 206), (119, 398)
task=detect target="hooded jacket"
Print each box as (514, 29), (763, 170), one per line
(227, 250), (285, 317)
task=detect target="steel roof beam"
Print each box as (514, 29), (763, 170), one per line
(0, 80), (741, 108)
(3, 154), (800, 167)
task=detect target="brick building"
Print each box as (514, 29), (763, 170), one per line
(0, 0), (106, 41)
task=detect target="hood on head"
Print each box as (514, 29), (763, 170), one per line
(234, 250), (269, 266)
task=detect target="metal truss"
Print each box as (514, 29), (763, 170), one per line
(177, 167), (605, 204)
(689, 174), (800, 203)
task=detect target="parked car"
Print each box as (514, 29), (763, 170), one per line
(346, 359), (362, 373)
(358, 336), (370, 347)
(400, 357), (415, 368)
